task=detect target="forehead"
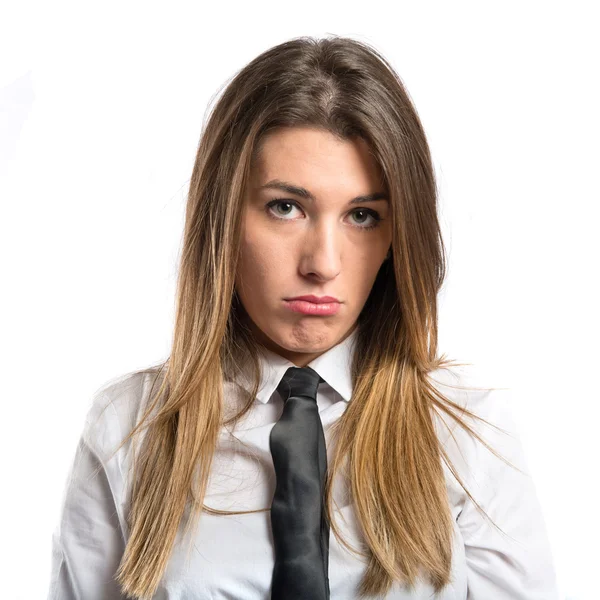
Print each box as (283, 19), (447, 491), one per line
(251, 126), (384, 191)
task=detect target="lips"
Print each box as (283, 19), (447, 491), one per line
(286, 295), (340, 304)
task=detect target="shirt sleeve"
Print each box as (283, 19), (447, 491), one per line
(46, 393), (128, 600)
(456, 387), (559, 599)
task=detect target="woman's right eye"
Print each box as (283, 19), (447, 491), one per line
(265, 199), (300, 219)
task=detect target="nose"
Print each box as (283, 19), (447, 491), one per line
(298, 221), (341, 280)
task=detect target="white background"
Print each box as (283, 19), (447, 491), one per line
(1, 1), (598, 598)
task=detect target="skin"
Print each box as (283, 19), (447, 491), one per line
(235, 125), (392, 367)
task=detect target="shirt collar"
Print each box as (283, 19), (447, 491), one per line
(235, 327), (358, 404)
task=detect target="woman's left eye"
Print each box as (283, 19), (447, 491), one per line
(265, 199), (382, 230)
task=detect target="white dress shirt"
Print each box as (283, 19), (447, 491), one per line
(46, 328), (559, 599)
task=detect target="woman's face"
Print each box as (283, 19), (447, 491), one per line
(235, 126), (392, 366)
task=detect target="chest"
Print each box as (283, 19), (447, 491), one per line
(153, 503), (467, 599)
(139, 387), (469, 598)
(147, 422), (469, 599)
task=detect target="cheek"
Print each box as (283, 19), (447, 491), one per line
(238, 227), (288, 288)
(353, 254), (385, 294)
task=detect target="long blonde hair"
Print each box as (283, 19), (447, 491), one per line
(104, 35), (516, 598)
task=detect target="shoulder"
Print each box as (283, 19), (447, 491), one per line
(428, 362), (516, 440)
(427, 363), (525, 488)
(82, 366), (166, 465)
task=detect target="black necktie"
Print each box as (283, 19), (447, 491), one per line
(269, 366), (330, 599)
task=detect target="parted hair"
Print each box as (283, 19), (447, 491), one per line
(103, 35), (513, 598)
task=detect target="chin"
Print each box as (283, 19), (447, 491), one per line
(281, 323), (343, 348)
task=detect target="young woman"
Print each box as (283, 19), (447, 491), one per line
(47, 36), (558, 599)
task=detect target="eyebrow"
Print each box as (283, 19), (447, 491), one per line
(259, 179), (389, 204)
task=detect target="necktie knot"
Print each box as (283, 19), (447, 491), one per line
(276, 366), (323, 403)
